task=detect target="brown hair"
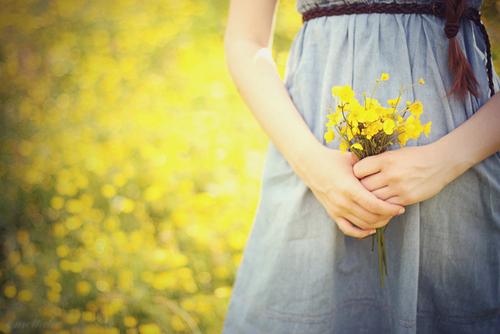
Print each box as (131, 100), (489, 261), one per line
(445, 0), (481, 99)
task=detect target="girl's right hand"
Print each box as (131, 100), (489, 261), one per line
(299, 144), (405, 238)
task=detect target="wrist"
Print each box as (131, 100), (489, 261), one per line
(429, 137), (473, 187)
(431, 93), (500, 184)
(289, 140), (341, 188)
(284, 137), (321, 179)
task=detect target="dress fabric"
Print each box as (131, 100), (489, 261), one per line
(222, 0), (500, 332)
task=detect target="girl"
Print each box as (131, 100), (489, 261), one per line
(223, 0), (500, 332)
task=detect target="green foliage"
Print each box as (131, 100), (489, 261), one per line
(0, 0), (301, 332)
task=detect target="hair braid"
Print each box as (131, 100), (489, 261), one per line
(445, 0), (481, 99)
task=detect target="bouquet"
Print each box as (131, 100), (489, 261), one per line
(324, 74), (431, 286)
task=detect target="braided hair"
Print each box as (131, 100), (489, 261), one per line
(445, 0), (481, 99)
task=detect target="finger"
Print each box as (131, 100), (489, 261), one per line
(343, 201), (390, 228)
(353, 155), (382, 179)
(350, 182), (405, 217)
(335, 216), (376, 239)
(350, 215), (393, 229)
(350, 152), (360, 163)
(326, 184), (392, 226)
(359, 174), (387, 192)
(373, 215), (392, 229)
(384, 196), (406, 206)
(369, 186), (395, 201)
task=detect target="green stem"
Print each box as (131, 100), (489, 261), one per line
(377, 228), (384, 287)
(380, 227), (388, 276)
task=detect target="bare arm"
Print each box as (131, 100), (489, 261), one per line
(354, 92), (500, 205)
(225, 0), (405, 238)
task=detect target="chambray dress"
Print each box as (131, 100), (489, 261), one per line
(223, 0), (500, 332)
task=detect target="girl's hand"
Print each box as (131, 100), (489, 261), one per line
(353, 144), (449, 206)
(301, 145), (405, 239)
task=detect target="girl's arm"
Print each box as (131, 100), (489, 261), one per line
(225, 0), (405, 238)
(353, 92), (500, 205)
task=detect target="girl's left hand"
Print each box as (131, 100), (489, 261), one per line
(352, 144), (451, 206)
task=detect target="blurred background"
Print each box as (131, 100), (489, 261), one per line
(0, 0), (498, 333)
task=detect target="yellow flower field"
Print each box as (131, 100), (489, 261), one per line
(0, 0), (498, 333)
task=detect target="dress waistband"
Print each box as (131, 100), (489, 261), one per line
(302, 2), (495, 98)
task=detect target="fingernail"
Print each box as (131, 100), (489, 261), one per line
(398, 208), (405, 215)
(370, 229), (376, 235)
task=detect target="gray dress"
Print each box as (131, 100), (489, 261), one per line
(223, 0), (500, 332)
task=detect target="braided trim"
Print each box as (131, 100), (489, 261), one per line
(302, 2), (495, 98)
(302, 3), (444, 21)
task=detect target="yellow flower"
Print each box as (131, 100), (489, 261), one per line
(339, 142), (349, 154)
(326, 111), (342, 126)
(365, 98), (379, 108)
(56, 244), (69, 257)
(364, 107), (379, 123)
(16, 230), (30, 245)
(405, 116), (424, 139)
(423, 121), (432, 137)
(4, 285), (16, 298)
(76, 281), (91, 296)
(352, 126), (360, 136)
(374, 106), (384, 116)
(409, 101), (423, 118)
(82, 311), (96, 322)
(17, 290), (32, 302)
(419, 78), (425, 85)
(398, 132), (409, 146)
(324, 130), (335, 143)
(387, 98), (401, 107)
(339, 85), (355, 102)
(344, 126), (354, 141)
(383, 119), (396, 135)
(138, 323), (162, 334)
(345, 97), (361, 111)
(348, 109), (364, 125)
(101, 184), (116, 198)
(47, 290), (60, 303)
(349, 118), (359, 129)
(63, 309), (81, 325)
(381, 73), (389, 81)
(351, 143), (363, 151)
(124, 316), (138, 327)
(332, 86), (342, 97)
(365, 122), (382, 138)
(333, 110), (343, 123)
